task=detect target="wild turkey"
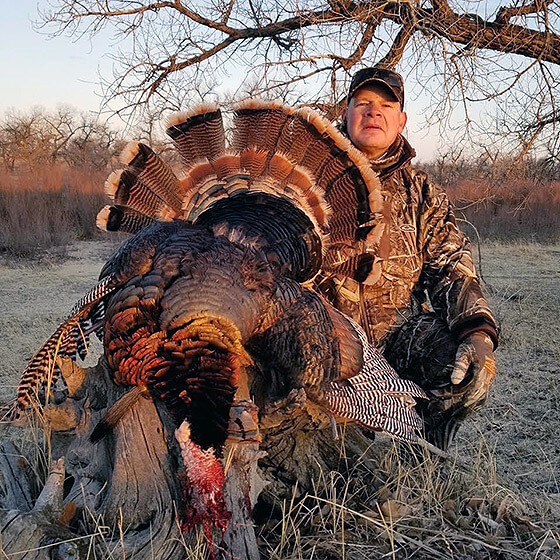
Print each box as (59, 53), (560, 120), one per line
(10, 101), (425, 549)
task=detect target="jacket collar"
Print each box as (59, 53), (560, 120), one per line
(368, 135), (416, 177)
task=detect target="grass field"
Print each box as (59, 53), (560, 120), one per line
(0, 239), (558, 558)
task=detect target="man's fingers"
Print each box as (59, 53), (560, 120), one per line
(451, 346), (472, 384)
(462, 365), (485, 407)
(451, 359), (468, 384)
(447, 334), (497, 413)
(463, 357), (497, 409)
(478, 357), (497, 392)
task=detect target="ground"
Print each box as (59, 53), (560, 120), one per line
(0, 239), (559, 558)
(465, 243), (560, 521)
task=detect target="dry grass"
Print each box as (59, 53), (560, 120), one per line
(0, 165), (107, 258)
(256, 436), (559, 559)
(449, 180), (560, 243)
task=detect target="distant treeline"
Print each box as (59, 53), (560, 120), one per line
(0, 106), (125, 171)
(1, 107), (558, 258)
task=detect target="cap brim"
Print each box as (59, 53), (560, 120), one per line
(348, 78), (402, 105)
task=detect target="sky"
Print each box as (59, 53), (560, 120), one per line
(1, 2), (115, 116)
(0, 1), (500, 162)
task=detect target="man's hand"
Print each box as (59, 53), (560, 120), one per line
(451, 332), (496, 410)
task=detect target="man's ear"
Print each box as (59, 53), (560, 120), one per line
(338, 108), (349, 135)
(398, 111), (407, 133)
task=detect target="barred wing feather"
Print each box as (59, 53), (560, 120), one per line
(11, 275), (117, 419)
(324, 316), (425, 442)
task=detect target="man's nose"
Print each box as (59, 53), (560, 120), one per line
(365, 103), (381, 116)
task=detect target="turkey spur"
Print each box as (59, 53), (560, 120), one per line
(10, 100), (425, 535)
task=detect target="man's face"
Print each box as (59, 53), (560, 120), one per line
(343, 83), (407, 160)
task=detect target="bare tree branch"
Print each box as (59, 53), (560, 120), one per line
(377, 19), (416, 69)
(495, 0), (554, 24)
(35, 0), (560, 157)
(416, 4), (560, 65)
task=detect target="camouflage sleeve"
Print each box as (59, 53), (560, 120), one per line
(415, 172), (499, 348)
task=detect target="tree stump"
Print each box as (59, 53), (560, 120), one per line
(0, 358), (378, 559)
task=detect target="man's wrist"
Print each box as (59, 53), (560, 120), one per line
(454, 320), (498, 350)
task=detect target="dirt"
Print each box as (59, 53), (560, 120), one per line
(1, 238), (559, 532)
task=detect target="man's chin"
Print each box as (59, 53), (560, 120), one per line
(359, 131), (385, 145)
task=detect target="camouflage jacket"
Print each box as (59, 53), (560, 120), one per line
(314, 135), (499, 348)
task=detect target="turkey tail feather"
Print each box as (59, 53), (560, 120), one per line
(166, 104), (225, 167)
(96, 205), (156, 234)
(97, 141), (185, 234)
(104, 162), (179, 223)
(120, 142), (183, 209)
(104, 168), (172, 219)
(231, 100), (293, 154)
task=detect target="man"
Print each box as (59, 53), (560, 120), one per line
(314, 67), (499, 450)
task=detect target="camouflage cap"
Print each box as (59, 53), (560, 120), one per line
(347, 67), (405, 108)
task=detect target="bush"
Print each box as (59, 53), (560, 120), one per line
(420, 154), (560, 243)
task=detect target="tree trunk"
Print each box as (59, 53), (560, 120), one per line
(0, 358), (377, 559)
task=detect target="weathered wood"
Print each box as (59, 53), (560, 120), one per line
(0, 454), (87, 560)
(220, 442), (268, 560)
(0, 358), (376, 559)
(0, 440), (36, 512)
